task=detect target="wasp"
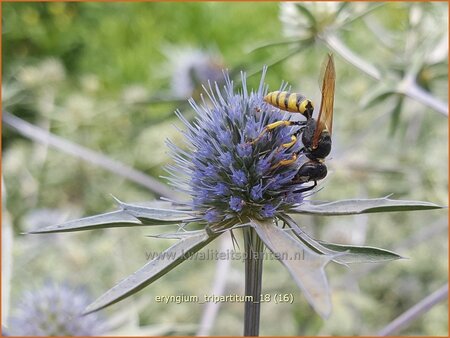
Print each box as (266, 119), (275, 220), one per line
(253, 54), (335, 193)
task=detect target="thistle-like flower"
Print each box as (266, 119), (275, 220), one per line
(167, 69), (309, 229)
(8, 282), (106, 336)
(28, 63), (441, 333)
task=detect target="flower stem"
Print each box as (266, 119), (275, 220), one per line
(243, 226), (264, 336)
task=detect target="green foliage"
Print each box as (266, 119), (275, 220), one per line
(3, 2), (280, 90)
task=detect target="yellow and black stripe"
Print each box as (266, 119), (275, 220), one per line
(264, 91), (314, 118)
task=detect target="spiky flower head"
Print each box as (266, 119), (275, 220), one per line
(8, 282), (105, 336)
(167, 69), (312, 228)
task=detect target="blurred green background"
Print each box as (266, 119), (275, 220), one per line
(2, 2), (448, 336)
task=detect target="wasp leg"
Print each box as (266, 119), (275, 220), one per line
(270, 153), (298, 170)
(249, 120), (305, 144)
(271, 138), (310, 169)
(293, 180), (317, 193)
(281, 121), (307, 148)
(249, 120), (291, 144)
(280, 121), (308, 148)
(282, 135), (297, 148)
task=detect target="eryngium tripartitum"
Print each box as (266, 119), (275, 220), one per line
(8, 283), (105, 336)
(167, 69), (313, 229)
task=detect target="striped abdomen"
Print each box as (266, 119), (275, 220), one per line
(264, 91), (314, 118)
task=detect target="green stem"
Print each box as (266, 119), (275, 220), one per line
(243, 227), (264, 336)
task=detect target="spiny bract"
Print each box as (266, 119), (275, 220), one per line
(167, 69), (313, 226)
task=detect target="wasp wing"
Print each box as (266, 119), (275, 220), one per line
(312, 54), (336, 149)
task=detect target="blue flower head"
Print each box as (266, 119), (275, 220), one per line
(167, 69), (309, 225)
(8, 282), (105, 336)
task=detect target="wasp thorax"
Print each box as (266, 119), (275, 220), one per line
(302, 120), (332, 159)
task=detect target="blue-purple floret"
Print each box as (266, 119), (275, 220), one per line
(229, 196), (245, 212)
(167, 68), (309, 224)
